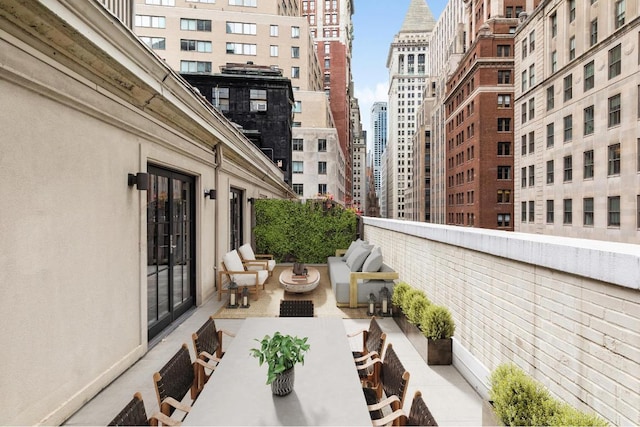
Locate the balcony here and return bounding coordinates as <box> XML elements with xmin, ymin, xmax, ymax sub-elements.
<box><xmin>65</xmin><ymin>217</ymin><xmax>639</xmax><ymax>426</ymax></box>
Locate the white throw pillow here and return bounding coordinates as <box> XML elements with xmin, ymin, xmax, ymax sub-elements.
<box><xmin>346</xmin><ymin>245</ymin><xmax>372</xmax><ymax>272</ymax></box>
<box><xmin>238</xmin><ymin>243</ymin><xmax>256</xmax><ymax>261</ymax></box>
<box><xmin>362</xmin><ymin>247</ymin><xmax>383</xmax><ymax>273</ymax></box>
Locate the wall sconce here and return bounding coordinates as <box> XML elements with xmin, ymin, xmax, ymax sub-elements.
<box><xmin>248</xmin><ymin>197</ymin><xmax>255</xmax><ymax>204</ymax></box>
<box><xmin>204</xmin><ymin>189</ymin><xmax>216</xmax><ymax>200</ymax></box>
<box><xmin>128</xmin><ymin>172</ymin><xmax>149</xmax><ymax>191</ymax></box>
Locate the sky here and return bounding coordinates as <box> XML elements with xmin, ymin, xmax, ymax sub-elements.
<box><xmin>352</xmin><ymin>0</ymin><xmax>448</xmax><ymax>148</ymax></box>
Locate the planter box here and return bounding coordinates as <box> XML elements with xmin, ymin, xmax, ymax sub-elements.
<box><xmin>394</xmin><ymin>311</ymin><xmax>452</xmax><ymax>365</ymax></box>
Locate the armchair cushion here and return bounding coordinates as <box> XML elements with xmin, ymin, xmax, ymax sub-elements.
<box><xmin>239</xmin><ymin>243</ymin><xmax>276</xmax><ymax>272</ymax></box>
<box><xmin>223</xmin><ymin>250</ymin><xmax>244</xmax><ymax>272</ymax></box>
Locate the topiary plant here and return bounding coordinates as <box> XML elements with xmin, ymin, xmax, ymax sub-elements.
<box><xmin>549</xmin><ymin>403</ymin><xmax>609</xmax><ymax>426</ymax></box>
<box><xmin>391</xmin><ymin>282</ymin><xmax>411</xmax><ymax>308</ymax></box>
<box><xmin>405</xmin><ymin>292</ymin><xmax>431</xmax><ymax>325</ymax></box>
<box><xmin>420</xmin><ymin>304</ymin><xmax>455</xmax><ymax>340</ymax></box>
<box><xmin>400</xmin><ymin>288</ymin><xmax>422</xmax><ymax>313</ymax></box>
<box><xmin>489</xmin><ymin>363</ymin><xmax>555</xmax><ymax>426</ymax></box>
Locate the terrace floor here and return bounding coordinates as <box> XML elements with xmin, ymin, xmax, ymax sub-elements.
<box><xmin>64</xmin><ymin>289</ymin><xmax>484</xmax><ymax>426</ymax></box>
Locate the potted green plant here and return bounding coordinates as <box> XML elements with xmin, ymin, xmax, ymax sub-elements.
<box><xmin>391</xmin><ymin>281</ymin><xmax>411</xmax><ymax>315</ymax></box>
<box><xmin>420</xmin><ymin>304</ymin><xmax>455</xmax><ymax>365</ymax></box>
<box><xmin>250</xmin><ymin>332</ymin><xmax>310</xmax><ymax>396</ymax></box>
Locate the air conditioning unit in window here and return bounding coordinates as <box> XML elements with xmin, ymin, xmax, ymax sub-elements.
<box><xmin>256</xmin><ymin>102</ymin><xmax>267</xmax><ymax>111</ymax></box>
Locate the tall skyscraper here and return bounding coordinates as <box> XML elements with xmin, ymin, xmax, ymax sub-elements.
<box><xmin>385</xmin><ymin>0</ymin><xmax>436</xmax><ymax>219</ymax></box>
<box><xmin>371</xmin><ymin>101</ymin><xmax>387</xmax><ymax>198</ymax></box>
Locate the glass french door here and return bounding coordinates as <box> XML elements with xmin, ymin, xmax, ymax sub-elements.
<box><xmin>147</xmin><ymin>166</ymin><xmax>195</xmax><ymax>341</ymax></box>
<box><xmin>230</xmin><ymin>188</ymin><xmax>243</xmax><ymax>250</ymax></box>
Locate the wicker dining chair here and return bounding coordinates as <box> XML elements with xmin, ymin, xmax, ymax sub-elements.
<box><xmin>348</xmin><ymin>317</ymin><xmax>387</xmax><ymax>380</ymax></box>
<box><xmin>371</xmin><ymin>390</ymin><xmax>438</xmax><ymax>426</ymax></box>
<box><xmin>192</xmin><ymin>316</ymin><xmax>235</xmax><ymax>386</ymax></box>
<box><xmin>108</xmin><ymin>392</ymin><xmax>180</xmax><ymax>426</ymax></box>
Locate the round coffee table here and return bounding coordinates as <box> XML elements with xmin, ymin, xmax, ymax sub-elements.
<box><xmin>279</xmin><ymin>266</ymin><xmax>320</xmax><ymax>293</ymax></box>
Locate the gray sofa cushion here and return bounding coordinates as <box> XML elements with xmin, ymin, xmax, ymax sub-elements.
<box><xmin>362</xmin><ymin>247</ymin><xmax>383</xmax><ymax>273</ymax></box>
<box><xmin>343</xmin><ymin>238</ymin><xmax>368</xmax><ymax>261</ymax></box>
<box><xmin>346</xmin><ymin>245</ymin><xmax>372</xmax><ymax>272</ymax></box>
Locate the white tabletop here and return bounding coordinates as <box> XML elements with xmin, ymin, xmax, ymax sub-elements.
<box><xmin>183</xmin><ymin>317</ymin><xmax>371</xmax><ymax>426</ymax></box>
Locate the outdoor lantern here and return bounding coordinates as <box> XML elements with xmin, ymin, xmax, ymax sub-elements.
<box><xmin>367</xmin><ymin>293</ymin><xmax>377</xmax><ymax>316</ymax></box>
<box><xmin>227</xmin><ymin>280</ymin><xmax>239</xmax><ymax>308</ymax></box>
<box><xmin>240</xmin><ymin>286</ymin><xmax>250</xmax><ymax>308</ymax></box>
<box><xmin>378</xmin><ymin>286</ymin><xmax>391</xmax><ymax>317</ymax></box>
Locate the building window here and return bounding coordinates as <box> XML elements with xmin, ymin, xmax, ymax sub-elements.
<box><xmin>529</xmin><ymin>165</ymin><xmax>535</xmax><ymax>186</ymax></box>
<box><xmin>293</xmin><ymin>184</ymin><xmax>303</xmax><ymax>196</ymax></box>
<box><xmin>270</xmin><ymin>45</ymin><xmax>279</xmax><ymax>57</ymax></box>
<box><xmin>529</xmin><ymin>201</ymin><xmax>535</xmax><ymax>222</ymax></box>
<box><xmin>291</xmin><ymin>66</ymin><xmax>300</xmax><ymax>78</ymax></box>
<box><xmin>226</xmin><ymin>22</ymin><xmax>257</xmax><ymax>35</ymax></box>
<box><xmin>529</xmin><ymin>30</ymin><xmax>535</xmax><ymax>51</ymax></box>
<box><xmin>180</xmin><ymin>60</ymin><xmax>211</xmax><ymax>73</ymax></box>
<box><xmin>569</xmin><ymin>36</ymin><xmax>576</xmax><ymax>60</ymax></box>
<box><xmin>546</xmin><ymin>160</ymin><xmax>554</xmax><ymax>184</ymax></box>
<box><xmin>563</xmin><ymin>74</ymin><xmax>573</xmax><ymax>101</ymax></box>
<box><xmin>139</xmin><ymin>36</ymin><xmax>166</xmax><ymax>50</ymax></box>
<box><xmin>551</xmin><ymin>13</ymin><xmax>557</xmax><ymax>37</ymax></box>
<box><xmin>563</xmin><ymin>199</ymin><xmax>573</xmax><ymax>224</ymax></box>
<box><xmin>528</xmin><ymin>131</ymin><xmax>535</xmax><ymax>153</ymax></box>
<box><xmin>497</xmin><ymin>190</ymin><xmax>511</xmax><ymax>203</ymax></box>
<box><xmin>497</xmin><ymin>141</ymin><xmax>511</xmax><ymax>156</ymax></box>
<box><xmin>318</xmin><ymin>139</ymin><xmax>327</xmax><ymax>152</ymax></box>
<box><xmin>521</xmin><ymin>71</ymin><xmax>527</xmax><ymax>92</ymax></box>
<box><xmin>546</xmin><ymin>200</ymin><xmax>554</xmax><ymax>223</ymax></box>
<box><xmin>497</xmin><ymin>166</ymin><xmax>511</xmax><ymax>180</ymax></box>
<box><xmin>547</xmin><ymin>122</ymin><xmax>554</xmax><ymax>148</ymax></box>
<box><xmin>521</xmin><ymin>167</ymin><xmax>527</xmax><ymax>188</ymax></box>
<box><xmin>608</xmin><ymin>143</ymin><xmax>621</xmax><ymax>175</ymax></box>
<box><xmin>569</xmin><ymin>0</ymin><xmax>576</xmax><ymax>22</ymax></box>
<box><xmin>497</xmin><ymin>118</ymin><xmax>511</xmax><ymax>132</ymax></box>
<box><xmin>497</xmin><ymin>45</ymin><xmax>511</xmax><ymax>57</ymax></box>
<box><xmin>608</xmin><ymin>196</ymin><xmax>621</xmax><ymax>226</ymax></box>
<box><xmin>229</xmin><ymin>0</ymin><xmax>257</xmax><ymax>5</ymax></box>
<box><xmin>584</xmin><ymin>150</ymin><xmax>594</xmax><ymax>179</ymax></box>
<box><xmin>521</xmin><ymin>135</ymin><xmax>527</xmax><ymax>156</ymax></box>
<box><xmin>497</xmin><ymin>70</ymin><xmax>511</xmax><ymax>84</ymax></box>
<box><xmin>226</xmin><ymin>42</ymin><xmax>256</xmax><ymax>55</ymax></box>
<box><xmin>270</xmin><ymin>25</ymin><xmax>280</xmax><ymax>37</ymax></box>
<box><xmin>292</xmin><ymin>100</ymin><xmax>302</xmax><ymax>113</ymax></box>
<box><xmin>292</xmin><ymin>161</ymin><xmax>304</xmax><ymax>174</ymax></box>
<box><xmin>564</xmin><ymin>155</ymin><xmax>573</xmax><ymax>182</ymax></box>
<box><xmin>609</xmin><ymin>44</ymin><xmax>622</xmax><ymax>79</ymax></box>
<box><xmin>529</xmin><ymin>98</ymin><xmax>535</xmax><ymax>120</ymax></box>
<box><xmin>497</xmin><ymin>94</ymin><xmax>511</xmax><ymax>108</ymax></box>
<box><xmin>521</xmin><ymin>103</ymin><xmax>527</xmax><ymax>124</ymax></box>
<box><xmin>180</xmin><ymin>18</ymin><xmax>211</xmax><ymax>31</ymax></box>
<box><xmin>249</xmin><ymin>89</ymin><xmax>267</xmax><ymax>112</ymax></box>
<box><xmin>551</xmin><ymin>51</ymin><xmax>557</xmax><ymax>73</ymax></box>
<box><xmin>563</xmin><ymin>115</ymin><xmax>573</xmax><ymax>142</ymax></box>
<box><xmin>590</xmin><ymin>19</ymin><xmax>598</xmax><ymax>46</ymax></box>
<box><xmin>637</xmin><ymin>195</ymin><xmax>640</xmax><ymax>228</ymax></box>
<box><xmin>546</xmin><ymin>86</ymin><xmax>554</xmax><ymax>110</ymax></box>
<box><xmin>318</xmin><ymin>184</ymin><xmax>327</xmax><ymax>195</ymax></box>
<box><xmin>521</xmin><ymin>202</ymin><xmax>527</xmax><ymax>222</ymax></box>
<box><xmin>615</xmin><ymin>0</ymin><xmax>626</xmax><ymax>29</ymax></box>
<box><xmin>292</xmin><ymin>138</ymin><xmax>303</xmax><ymax>151</ymax></box>
<box><xmin>291</xmin><ymin>26</ymin><xmax>300</xmax><ymax>38</ymax></box>
<box><xmin>522</xmin><ymin>39</ymin><xmax>527</xmax><ymax>59</ymax></box>
<box><xmin>318</xmin><ymin>162</ymin><xmax>327</xmax><ymax>174</ymax></box>
<box><xmin>497</xmin><ymin>214</ymin><xmax>511</xmax><ymax>227</ymax></box>
<box><xmin>608</xmin><ymin>94</ymin><xmax>621</xmax><ymax>127</ymax></box>
<box><xmin>584</xmin><ymin>198</ymin><xmax>594</xmax><ymax>226</ymax></box>
<box><xmin>584</xmin><ymin>61</ymin><xmax>595</xmax><ymax>91</ymax></box>
<box><xmin>180</xmin><ymin>39</ymin><xmax>212</xmax><ymax>52</ymax></box>
<box><xmin>584</xmin><ymin>105</ymin><xmax>594</xmax><ymax>135</ymax></box>
<box><xmin>291</xmin><ymin>46</ymin><xmax>300</xmax><ymax>58</ymax></box>
<box><xmin>529</xmin><ymin>64</ymin><xmax>535</xmax><ymax>86</ymax></box>
<box><xmin>213</xmin><ymin>87</ymin><xmax>229</xmax><ymax>111</ymax></box>
<box><xmin>136</xmin><ymin>15</ymin><xmax>166</xmax><ymax>28</ymax></box>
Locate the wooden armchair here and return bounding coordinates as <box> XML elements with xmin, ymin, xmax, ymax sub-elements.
<box><xmin>217</xmin><ymin>249</ymin><xmax>268</xmax><ymax>301</ymax></box>
<box><xmin>192</xmin><ymin>316</ymin><xmax>235</xmax><ymax>386</ymax></box>
<box><xmin>372</xmin><ymin>391</ymin><xmax>438</xmax><ymax>426</ymax></box>
<box><xmin>348</xmin><ymin>317</ymin><xmax>386</xmax><ymax>381</ymax></box>
<box><xmin>108</xmin><ymin>392</ymin><xmax>180</xmax><ymax>426</ymax></box>
<box><xmin>153</xmin><ymin>344</ymin><xmax>216</xmax><ymax>420</ymax></box>
<box><xmin>360</xmin><ymin>344</ymin><xmax>410</xmax><ymax>426</ymax></box>
<box><xmin>238</xmin><ymin>243</ymin><xmax>275</xmax><ymax>277</ymax></box>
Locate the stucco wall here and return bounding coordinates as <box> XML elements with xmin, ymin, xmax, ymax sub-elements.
<box><xmin>364</xmin><ymin>217</ymin><xmax>640</xmax><ymax>425</ymax></box>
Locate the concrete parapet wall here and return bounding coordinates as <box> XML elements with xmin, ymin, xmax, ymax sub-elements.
<box><xmin>363</xmin><ymin>217</ymin><xmax>640</xmax><ymax>425</ymax></box>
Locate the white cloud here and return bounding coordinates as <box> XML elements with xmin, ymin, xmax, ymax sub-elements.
<box><xmin>355</xmin><ymin>82</ymin><xmax>388</xmax><ymax>153</ymax></box>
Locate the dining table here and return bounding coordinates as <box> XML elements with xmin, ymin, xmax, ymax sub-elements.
<box><xmin>183</xmin><ymin>317</ymin><xmax>372</xmax><ymax>426</ymax></box>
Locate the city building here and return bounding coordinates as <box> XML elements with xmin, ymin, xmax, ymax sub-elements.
<box><xmin>424</xmin><ymin>0</ymin><xmax>466</xmax><ymax>224</ymax></box>
<box><xmin>184</xmin><ymin>63</ymin><xmax>295</xmax><ymax>185</ymax></box>
<box><xmin>444</xmin><ymin>1</ymin><xmax>539</xmax><ymax>230</ymax></box>
<box><xmin>407</xmin><ymin>89</ymin><xmax>433</xmax><ymax>222</ymax></box>
<box><xmin>385</xmin><ymin>0</ymin><xmax>436</xmax><ymax>219</ymax></box>
<box><xmin>371</xmin><ymin>101</ymin><xmax>387</xmax><ymax>199</ymax></box>
<box><xmin>515</xmin><ymin>0</ymin><xmax>640</xmax><ymax>244</ymax></box>
<box><xmin>300</xmin><ymin>0</ymin><xmax>356</xmax><ymax>206</ymax></box>
<box><xmin>351</xmin><ymin>99</ymin><xmax>366</xmax><ymax>214</ymax></box>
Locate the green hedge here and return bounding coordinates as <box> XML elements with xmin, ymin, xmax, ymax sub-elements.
<box><xmin>253</xmin><ymin>199</ymin><xmax>357</xmax><ymax>263</ymax></box>
<box><xmin>489</xmin><ymin>363</ymin><xmax>608</xmax><ymax>426</ymax></box>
